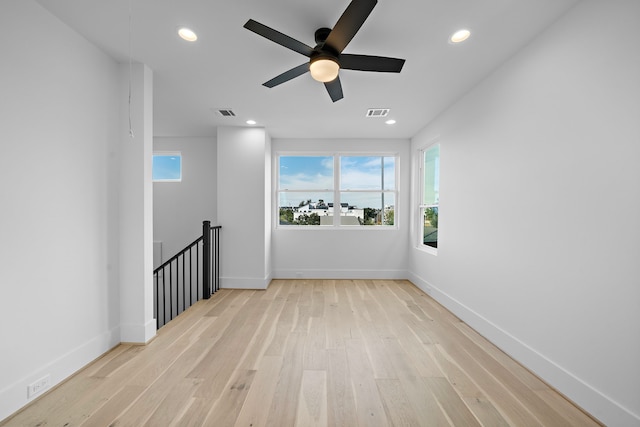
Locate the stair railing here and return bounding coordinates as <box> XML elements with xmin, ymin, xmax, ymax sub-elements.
<box><xmin>153</xmin><ymin>221</ymin><xmax>221</xmax><ymax>329</ymax></box>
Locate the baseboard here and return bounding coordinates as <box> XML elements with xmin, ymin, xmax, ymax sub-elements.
<box><xmin>407</xmin><ymin>271</ymin><xmax>639</xmax><ymax>427</ymax></box>
<box><xmin>273</xmin><ymin>268</ymin><xmax>407</xmax><ymax>280</ymax></box>
<box><xmin>0</xmin><ymin>326</ymin><xmax>120</xmax><ymax>422</ymax></box>
<box><xmin>119</xmin><ymin>318</ymin><xmax>157</xmax><ymax>344</ymax></box>
<box><xmin>220</xmin><ymin>273</ymin><xmax>272</xmax><ymax>290</ymax></box>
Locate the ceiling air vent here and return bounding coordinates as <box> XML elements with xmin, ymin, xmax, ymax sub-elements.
<box><xmin>216</xmin><ymin>109</ymin><xmax>236</xmax><ymax>117</ymax></box>
<box><xmin>366</xmin><ymin>108</ymin><xmax>390</xmax><ymax>118</ymax></box>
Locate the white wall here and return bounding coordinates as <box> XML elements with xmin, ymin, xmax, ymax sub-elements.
<box><xmin>118</xmin><ymin>63</ymin><xmax>156</xmax><ymax>344</ymax></box>
<box><xmin>217</xmin><ymin>127</ymin><xmax>271</xmax><ymax>289</ymax></box>
<box><xmin>0</xmin><ymin>0</ymin><xmax>121</xmax><ymax>419</ymax></box>
<box><xmin>408</xmin><ymin>1</ymin><xmax>640</xmax><ymax>425</ymax></box>
<box><xmin>271</xmin><ymin>139</ymin><xmax>411</xmax><ymax>279</ymax></box>
<box><xmin>153</xmin><ymin>137</ymin><xmax>217</xmax><ymax>266</ymax></box>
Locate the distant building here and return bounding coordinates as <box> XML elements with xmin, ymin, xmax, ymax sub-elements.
<box><xmin>293</xmin><ymin>201</ymin><xmax>364</xmax><ymax>224</ymax></box>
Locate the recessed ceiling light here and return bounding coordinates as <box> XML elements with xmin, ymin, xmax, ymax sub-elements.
<box><xmin>246</xmin><ymin>120</ymin><xmax>257</xmax><ymax>125</ymax></box>
<box><xmin>450</xmin><ymin>29</ymin><xmax>471</xmax><ymax>44</ymax></box>
<box><xmin>385</xmin><ymin>119</ymin><xmax>396</xmax><ymax>125</ymax></box>
<box><xmin>178</xmin><ymin>27</ymin><xmax>198</xmax><ymax>42</ymax></box>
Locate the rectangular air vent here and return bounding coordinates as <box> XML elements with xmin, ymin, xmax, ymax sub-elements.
<box><xmin>366</xmin><ymin>108</ymin><xmax>390</xmax><ymax>118</ymax></box>
<box><xmin>216</xmin><ymin>109</ymin><xmax>236</xmax><ymax>117</ymax></box>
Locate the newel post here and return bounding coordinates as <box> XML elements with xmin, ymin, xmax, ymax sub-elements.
<box><xmin>202</xmin><ymin>220</ymin><xmax>211</xmax><ymax>299</ymax></box>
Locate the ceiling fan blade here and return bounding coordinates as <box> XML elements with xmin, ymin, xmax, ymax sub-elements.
<box><xmin>340</xmin><ymin>54</ymin><xmax>405</xmax><ymax>72</ymax></box>
<box><xmin>244</xmin><ymin>19</ymin><xmax>314</xmax><ymax>57</ymax></box>
<box><xmin>324</xmin><ymin>77</ymin><xmax>344</xmax><ymax>102</ymax></box>
<box><xmin>324</xmin><ymin>0</ymin><xmax>377</xmax><ymax>53</ymax></box>
<box><xmin>263</xmin><ymin>63</ymin><xmax>310</xmax><ymax>88</ymax></box>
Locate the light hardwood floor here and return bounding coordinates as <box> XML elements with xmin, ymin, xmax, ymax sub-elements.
<box><xmin>1</xmin><ymin>279</ymin><xmax>602</xmax><ymax>426</ymax></box>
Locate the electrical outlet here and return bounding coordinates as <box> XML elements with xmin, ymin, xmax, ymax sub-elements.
<box><xmin>27</xmin><ymin>375</ymin><xmax>51</xmax><ymax>398</ymax></box>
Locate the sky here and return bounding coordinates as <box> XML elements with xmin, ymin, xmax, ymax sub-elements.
<box><xmin>278</xmin><ymin>155</ymin><xmax>396</xmax><ymax>209</ymax></box>
<box><xmin>152</xmin><ymin>154</ymin><xmax>181</xmax><ymax>181</ymax></box>
<box><xmin>150</xmin><ymin>153</ymin><xmax>398</xmax><ymax>209</ymax></box>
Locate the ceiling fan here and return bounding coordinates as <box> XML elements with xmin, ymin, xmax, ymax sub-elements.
<box><xmin>243</xmin><ymin>0</ymin><xmax>405</xmax><ymax>102</ymax></box>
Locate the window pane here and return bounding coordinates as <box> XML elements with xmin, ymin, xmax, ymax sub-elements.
<box><xmin>423</xmin><ymin>145</ymin><xmax>439</xmax><ymax>205</ymax></box>
<box><xmin>278</xmin><ymin>192</ymin><xmax>333</xmax><ymax>226</ymax></box>
<box><xmin>279</xmin><ymin>156</ymin><xmax>333</xmax><ymax>190</ymax></box>
<box><xmin>340</xmin><ymin>192</ymin><xmax>395</xmax><ymax>225</ymax></box>
<box><xmin>340</xmin><ymin>156</ymin><xmax>384</xmax><ymax>190</ymax></box>
<box><xmin>383</xmin><ymin>156</ymin><xmax>395</xmax><ymax>190</ymax></box>
<box><xmin>423</xmin><ymin>207</ymin><xmax>438</xmax><ymax>248</ymax></box>
<box><xmin>153</xmin><ymin>154</ymin><xmax>181</xmax><ymax>181</ymax></box>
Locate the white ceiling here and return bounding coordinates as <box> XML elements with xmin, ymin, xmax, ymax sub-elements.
<box><xmin>35</xmin><ymin>0</ymin><xmax>578</xmax><ymax>139</ymax></box>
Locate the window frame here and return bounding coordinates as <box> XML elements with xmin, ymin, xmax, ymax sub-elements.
<box><xmin>417</xmin><ymin>141</ymin><xmax>439</xmax><ymax>254</ymax></box>
<box><xmin>152</xmin><ymin>151</ymin><xmax>182</xmax><ymax>182</ymax></box>
<box><xmin>275</xmin><ymin>152</ymin><xmax>399</xmax><ymax>229</ymax></box>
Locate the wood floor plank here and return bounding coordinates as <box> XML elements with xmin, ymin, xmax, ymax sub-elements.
<box><xmin>201</xmin><ymin>369</ymin><xmax>256</xmax><ymax>426</ymax></box>
<box><xmin>303</xmin><ymin>316</ymin><xmax>328</xmax><ymax>370</ymax></box>
<box><xmin>111</xmin><ymin>350</ymin><xmax>205</xmax><ymax>426</ymax></box>
<box><xmin>310</xmin><ymin>285</ymin><xmax>325</xmax><ymax>317</ymax></box>
<box><xmin>451</xmin><ymin>325</ymin><xmax>573</xmax><ymax>427</ymax></box>
<box><xmin>233</xmin><ymin>355</ymin><xmax>283</xmax><ymax>427</ymax></box>
<box><xmin>190</xmin><ymin>291</ymin><xmax>269</xmax><ymax>401</ymax></box>
<box><xmin>429</xmin><ymin>322</ymin><xmax>545</xmax><ymax>427</ymax></box>
<box><xmin>264</xmin><ymin>289</ymin><xmax>300</xmax><ymax>356</ymax></box>
<box><xmin>1</xmin><ymin>279</ymin><xmax>603</xmax><ymax>427</ymax></box>
<box><xmin>358</xmin><ymin>320</ymin><xmax>397</xmax><ymax>379</ymax></box>
<box><xmin>381</xmin><ymin>337</ymin><xmax>451</xmax><ymax>426</ymax></box>
<box><xmin>345</xmin><ymin>338</ymin><xmax>390</xmax><ymax>427</ymax></box>
<box><xmin>463</xmin><ymin>396</ymin><xmax>511</xmax><ymax>427</ymax></box>
<box><xmin>91</xmin><ymin>345</ymin><xmax>145</xmax><ymax>378</ymax></box>
<box><xmin>427</xmin><ymin>343</ymin><xmax>485</xmax><ymax>399</ymax></box>
<box><xmin>236</xmin><ymin>288</ymin><xmax>287</xmax><ymax>370</ymax></box>
<box><xmin>144</xmin><ymin>378</ymin><xmax>205</xmax><ymax>427</ymax></box>
<box><xmin>79</xmin><ymin>384</ymin><xmax>147</xmax><ymax>426</ymax></box>
<box><xmin>295</xmin><ymin>370</ymin><xmax>328</xmax><ymax>427</ymax></box>
<box><xmin>425</xmin><ymin>376</ymin><xmax>482</xmax><ymax>426</ymax></box>
<box><xmin>455</xmin><ymin>322</ymin><xmax>551</xmax><ymax>391</ymax></box>
<box><xmin>376</xmin><ymin>378</ymin><xmax>421</xmax><ymax>427</ymax></box>
<box><xmin>0</xmin><ymin>376</ymin><xmax>102</xmax><ymax>427</ymax></box>
<box><xmin>265</xmin><ymin>332</ymin><xmax>307</xmax><ymax>427</ymax></box>
<box><xmin>326</xmin><ymin>347</ymin><xmax>358</xmax><ymax>427</ymax></box>
<box><xmin>82</xmin><ymin>343</ymin><xmax>132</xmax><ymax>376</ymax></box>
<box><xmin>166</xmin><ymin>398</ymin><xmax>203</xmax><ymax>427</ymax></box>
<box><xmin>128</xmin><ymin>315</ymin><xmax>219</xmax><ymax>388</ymax></box>
<box><xmin>535</xmin><ymin>389</ymin><xmax>602</xmax><ymax>427</ymax></box>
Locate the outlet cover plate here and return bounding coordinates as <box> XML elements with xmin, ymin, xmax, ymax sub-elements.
<box><xmin>28</xmin><ymin>375</ymin><xmax>51</xmax><ymax>398</ymax></box>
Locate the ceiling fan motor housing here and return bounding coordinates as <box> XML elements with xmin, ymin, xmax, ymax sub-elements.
<box><xmin>314</xmin><ymin>27</ymin><xmax>332</xmax><ymax>45</ymax></box>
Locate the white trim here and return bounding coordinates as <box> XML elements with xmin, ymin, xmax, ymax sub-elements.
<box><xmin>120</xmin><ymin>319</ymin><xmax>156</xmax><ymax>344</ymax></box>
<box><xmin>220</xmin><ymin>274</ymin><xmax>272</xmax><ymax>290</ymax></box>
<box><xmin>274</xmin><ymin>269</ymin><xmax>407</xmax><ymax>280</ymax></box>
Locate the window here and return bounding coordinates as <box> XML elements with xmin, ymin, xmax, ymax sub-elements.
<box><xmin>420</xmin><ymin>144</ymin><xmax>439</xmax><ymax>248</ymax></box>
<box><xmin>152</xmin><ymin>152</ymin><xmax>182</xmax><ymax>182</ymax></box>
<box><xmin>277</xmin><ymin>154</ymin><xmax>397</xmax><ymax>227</ymax></box>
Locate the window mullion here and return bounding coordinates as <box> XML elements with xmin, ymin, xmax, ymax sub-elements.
<box><xmin>334</xmin><ymin>155</ymin><xmax>340</xmax><ymax>226</ymax></box>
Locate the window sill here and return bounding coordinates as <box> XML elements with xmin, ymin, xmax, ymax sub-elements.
<box><xmin>275</xmin><ymin>225</ymin><xmax>399</xmax><ymax>231</ymax></box>
<box><xmin>417</xmin><ymin>244</ymin><xmax>438</xmax><ymax>256</ymax></box>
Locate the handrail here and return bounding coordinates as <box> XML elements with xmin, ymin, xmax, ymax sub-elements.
<box><xmin>153</xmin><ymin>235</ymin><xmax>203</xmax><ymax>274</ymax></box>
<box><xmin>153</xmin><ymin>221</ymin><xmax>221</xmax><ymax>329</ymax></box>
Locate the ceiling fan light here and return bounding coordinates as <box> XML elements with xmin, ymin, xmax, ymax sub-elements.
<box><xmin>310</xmin><ymin>58</ymin><xmax>340</xmax><ymax>83</ymax></box>
<box><xmin>178</xmin><ymin>27</ymin><xmax>198</xmax><ymax>42</ymax></box>
<box><xmin>450</xmin><ymin>29</ymin><xmax>471</xmax><ymax>43</ymax></box>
